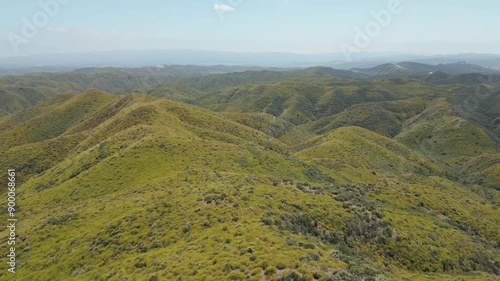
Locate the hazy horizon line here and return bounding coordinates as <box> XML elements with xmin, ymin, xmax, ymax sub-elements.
<box><xmin>2</xmin><ymin>49</ymin><xmax>500</xmax><ymax>59</ymax></box>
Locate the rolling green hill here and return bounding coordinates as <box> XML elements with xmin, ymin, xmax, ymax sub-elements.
<box><xmin>0</xmin><ymin>67</ymin><xmax>209</xmax><ymax>116</ymax></box>
<box><xmin>1</xmin><ymin>68</ymin><xmax>499</xmax><ymax>280</ymax></box>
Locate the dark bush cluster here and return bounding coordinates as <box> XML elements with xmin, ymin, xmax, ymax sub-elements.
<box><xmin>277</xmin><ymin>271</ymin><xmax>308</xmax><ymax>281</ymax></box>
<box><xmin>203</xmin><ymin>191</ymin><xmax>227</xmax><ymax>204</ymax></box>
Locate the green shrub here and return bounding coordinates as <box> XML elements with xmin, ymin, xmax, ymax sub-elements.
<box><xmin>264</xmin><ymin>266</ymin><xmax>277</xmax><ymax>276</ymax></box>
<box><xmin>278</xmin><ymin>271</ymin><xmax>308</xmax><ymax>281</ymax></box>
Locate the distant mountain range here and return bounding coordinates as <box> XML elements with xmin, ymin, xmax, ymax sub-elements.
<box><xmin>1</xmin><ymin>50</ymin><xmax>500</xmax><ymax>73</ymax></box>
<box><xmin>351</xmin><ymin>61</ymin><xmax>499</xmax><ymax>77</ymax></box>
<box><xmin>2</xmin><ymin>61</ymin><xmax>499</xmax><ymax>118</ymax></box>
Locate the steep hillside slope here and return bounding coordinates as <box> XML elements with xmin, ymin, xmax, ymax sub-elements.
<box><xmin>1</xmin><ymin>89</ymin><xmax>499</xmax><ymax>280</ymax></box>
<box><xmin>296</xmin><ymin>126</ymin><xmax>442</xmax><ymax>180</ymax></box>
<box><xmin>395</xmin><ymin>98</ymin><xmax>499</xmax><ymax>163</ymax></box>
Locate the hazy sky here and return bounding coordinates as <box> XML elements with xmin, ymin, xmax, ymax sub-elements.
<box><xmin>1</xmin><ymin>0</ymin><xmax>499</xmax><ymax>57</ymax></box>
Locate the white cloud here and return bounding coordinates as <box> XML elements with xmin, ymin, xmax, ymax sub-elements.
<box><xmin>214</xmin><ymin>4</ymin><xmax>235</xmax><ymax>12</ymax></box>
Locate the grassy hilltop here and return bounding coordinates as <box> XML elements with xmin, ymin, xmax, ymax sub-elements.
<box><xmin>0</xmin><ymin>67</ymin><xmax>499</xmax><ymax>280</ymax></box>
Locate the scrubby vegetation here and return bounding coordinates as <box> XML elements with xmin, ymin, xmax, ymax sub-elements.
<box><xmin>0</xmin><ymin>67</ymin><xmax>499</xmax><ymax>280</ymax></box>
